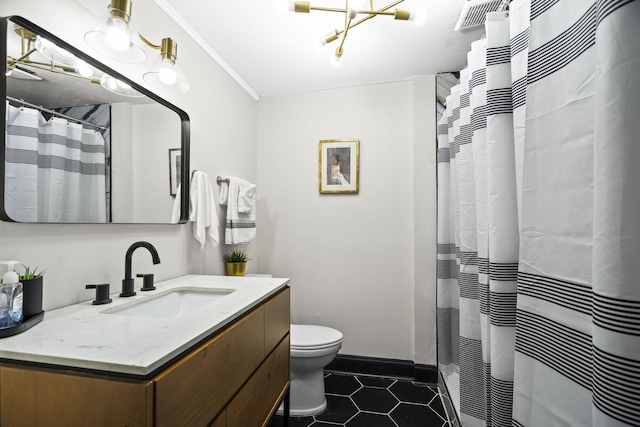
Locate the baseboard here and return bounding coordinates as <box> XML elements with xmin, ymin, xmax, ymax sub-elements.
<box><xmin>326</xmin><ymin>354</ymin><xmax>438</xmax><ymax>384</ymax></box>
<box><xmin>414</xmin><ymin>363</ymin><xmax>439</xmax><ymax>384</ymax></box>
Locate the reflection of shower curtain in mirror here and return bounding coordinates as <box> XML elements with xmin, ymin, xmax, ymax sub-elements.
<box><xmin>5</xmin><ymin>103</ymin><xmax>107</xmax><ymax>222</ymax></box>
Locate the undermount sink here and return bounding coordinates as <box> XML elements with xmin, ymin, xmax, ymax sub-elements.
<box><xmin>102</xmin><ymin>287</ymin><xmax>235</xmax><ymax>319</ymax></box>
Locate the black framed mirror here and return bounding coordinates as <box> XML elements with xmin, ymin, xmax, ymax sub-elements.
<box><xmin>1</xmin><ymin>15</ymin><xmax>190</xmax><ymax>224</ymax></box>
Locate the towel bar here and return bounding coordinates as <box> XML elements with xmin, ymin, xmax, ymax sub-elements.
<box><xmin>216</xmin><ymin>176</ymin><xmax>229</xmax><ymax>185</ymax></box>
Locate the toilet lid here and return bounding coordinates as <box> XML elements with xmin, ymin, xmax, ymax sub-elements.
<box><xmin>290</xmin><ymin>324</ymin><xmax>343</xmax><ymax>350</ymax></box>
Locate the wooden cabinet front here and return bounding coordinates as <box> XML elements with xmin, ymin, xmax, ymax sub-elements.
<box><xmin>154</xmin><ymin>305</ymin><xmax>265</xmax><ymax>427</ymax></box>
<box><xmin>0</xmin><ymin>366</ymin><xmax>153</xmax><ymax>427</ymax></box>
<box><xmin>0</xmin><ymin>287</ymin><xmax>290</xmax><ymax>427</ymax></box>
<box><xmin>226</xmin><ymin>335</ymin><xmax>290</xmax><ymax>427</ymax></box>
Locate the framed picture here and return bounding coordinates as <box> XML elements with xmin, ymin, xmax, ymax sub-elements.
<box><xmin>169</xmin><ymin>148</ymin><xmax>181</xmax><ymax>197</ymax></box>
<box><xmin>319</xmin><ymin>139</ymin><xmax>359</xmax><ymax>194</ymax></box>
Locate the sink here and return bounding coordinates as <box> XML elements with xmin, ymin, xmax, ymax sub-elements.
<box><xmin>102</xmin><ymin>287</ymin><xmax>235</xmax><ymax>319</ymax></box>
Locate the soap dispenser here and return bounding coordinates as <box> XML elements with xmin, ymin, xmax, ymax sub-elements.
<box><xmin>0</xmin><ymin>262</ymin><xmax>24</xmax><ymax>329</ymax></box>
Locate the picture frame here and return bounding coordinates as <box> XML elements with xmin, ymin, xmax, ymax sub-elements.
<box><xmin>169</xmin><ymin>148</ymin><xmax>181</xmax><ymax>197</ymax></box>
<box><xmin>319</xmin><ymin>139</ymin><xmax>359</xmax><ymax>194</ymax></box>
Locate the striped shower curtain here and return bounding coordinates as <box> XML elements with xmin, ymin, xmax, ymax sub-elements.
<box><xmin>436</xmin><ymin>0</ymin><xmax>640</xmax><ymax>426</ymax></box>
<box><xmin>5</xmin><ymin>103</ymin><xmax>107</xmax><ymax>222</ymax></box>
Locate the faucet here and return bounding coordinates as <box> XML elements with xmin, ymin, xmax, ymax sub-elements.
<box><xmin>120</xmin><ymin>241</ymin><xmax>161</xmax><ymax>297</ymax></box>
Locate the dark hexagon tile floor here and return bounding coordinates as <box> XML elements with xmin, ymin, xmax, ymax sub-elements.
<box><xmin>268</xmin><ymin>372</ymin><xmax>453</xmax><ymax>427</ymax></box>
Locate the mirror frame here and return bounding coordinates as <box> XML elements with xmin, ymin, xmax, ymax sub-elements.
<box><xmin>0</xmin><ymin>15</ymin><xmax>190</xmax><ymax>224</ymax></box>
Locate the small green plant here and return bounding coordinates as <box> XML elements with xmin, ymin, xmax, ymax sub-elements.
<box><xmin>223</xmin><ymin>249</ymin><xmax>250</xmax><ymax>263</ymax></box>
<box><xmin>20</xmin><ymin>265</ymin><xmax>46</xmax><ymax>281</ymax></box>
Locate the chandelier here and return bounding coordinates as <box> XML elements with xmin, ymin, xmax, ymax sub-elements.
<box><xmin>276</xmin><ymin>0</ymin><xmax>427</xmax><ymax>65</ymax></box>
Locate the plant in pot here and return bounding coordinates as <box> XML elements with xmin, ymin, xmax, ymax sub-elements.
<box><xmin>19</xmin><ymin>265</ymin><xmax>45</xmax><ymax>318</ymax></box>
<box><xmin>223</xmin><ymin>250</ymin><xmax>250</xmax><ymax>277</ymax></box>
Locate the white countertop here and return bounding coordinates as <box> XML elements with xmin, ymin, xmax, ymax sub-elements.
<box><xmin>0</xmin><ymin>275</ymin><xmax>289</xmax><ymax>377</ymax></box>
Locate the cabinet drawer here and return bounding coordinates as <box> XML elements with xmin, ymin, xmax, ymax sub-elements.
<box><xmin>154</xmin><ymin>305</ymin><xmax>265</xmax><ymax>427</ymax></box>
<box><xmin>209</xmin><ymin>410</ymin><xmax>226</xmax><ymax>427</ymax></box>
<box><xmin>264</xmin><ymin>288</ymin><xmax>290</xmax><ymax>355</ymax></box>
<box><xmin>0</xmin><ymin>366</ymin><xmax>153</xmax><ymax>427</ymax></box>
<box><xmin>226</xmin><ymin>335</ymin><xmax>290</xmax><ymax>427</ymax></box>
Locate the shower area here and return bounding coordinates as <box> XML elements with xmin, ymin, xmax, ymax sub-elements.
<box><xmin>4</xmin><ymin>100</ymin><xmax>110</xmax><ymax>223</ymax></box>
<box><xmin>435</xmin><ymin>0</ymin><xmax>640</xmax><ymax>426</ymax></box>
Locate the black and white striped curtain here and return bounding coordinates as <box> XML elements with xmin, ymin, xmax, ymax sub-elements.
<box><xmin>5</xmin><ymin>103</ymin><xmax>107</xmax><ymax>222</ymax></box>
<box><xmin>436</xmin><ymin>0</ymin><xmax>640</xmax><ymax>425</ymax></box>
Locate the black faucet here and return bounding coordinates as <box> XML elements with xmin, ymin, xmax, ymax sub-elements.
<box><xmin>120</xmin><ymin>241</ymin><xmax>161</xmax><ymax>297</ymax></box>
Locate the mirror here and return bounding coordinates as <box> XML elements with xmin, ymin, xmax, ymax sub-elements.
<box><xmin>1</xmin><ymin>16</ymin><xmax>189</xmax><ymax>224</ymax></box>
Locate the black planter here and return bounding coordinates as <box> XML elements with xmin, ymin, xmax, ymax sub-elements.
<box><xmin>21</xmin><ymin>276</ymin><xmax>43</xmax><ymax>318</ymax></box>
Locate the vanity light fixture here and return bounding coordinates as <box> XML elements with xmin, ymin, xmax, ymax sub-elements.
<box><xmin>140</xmin><ymin>36</ymin><xmax>190</xmax><ymax>93</ymax></box>
<box><xmin>85</xmin><ymin>0</ymin><xmax>190</xmax><ymax>93</ymax></box>
<box><xmin>84</xmin><ymin>0</ymin><xmax>146</xmax><ymax>63</ymax></box>
<box><xmin>7</xmin><ymin>24</ymin><xmax>146</xmax><ymax>97</ymax></box>
<box><xmin>7</xmin><ymin>26</ymin><xmax>100</xmax><ymax>84</ymax></box>
<box><xmin>277</xmin><ymin>0</ymin><xmax>427</xmax><ymax>65</ymax></box>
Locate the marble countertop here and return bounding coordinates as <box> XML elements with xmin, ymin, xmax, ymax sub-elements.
<box><xmin>0</xmin><ymin>275</ymin><xmax>289</xmax><ymax>377</ymax></box>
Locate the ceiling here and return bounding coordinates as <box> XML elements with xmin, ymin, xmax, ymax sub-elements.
<box><xmin>155</xmin><ymin>0</ymin><xmax>483</xmax><ymax>99</ymax></box>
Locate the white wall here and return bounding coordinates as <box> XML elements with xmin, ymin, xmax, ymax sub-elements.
<box><xmin>131</xmin><ymin>104</ymin><xmax>181</xmax><ymax>223</ymax></box>
<box><xmin>257</xmin><ymin>78</ymin><xmax>437</xmax><ymax>364</ymax></box>
<box><xmin>1</xmin><ymin>0</ymin><xmax>439</xmax><ymax>366</ymax></box>
<box><xmin>0</xmin><ymin>0</ymin><xmax>258</xmax><ymax>309</ymax></box>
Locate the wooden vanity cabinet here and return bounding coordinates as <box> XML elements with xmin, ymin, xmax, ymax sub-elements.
<box><xmin>0</xmin><ymin>287</ymin><xmax>290</xmax><ymax>427</ymax></box>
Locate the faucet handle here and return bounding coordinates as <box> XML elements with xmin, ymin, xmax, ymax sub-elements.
<box><xmin>120</xmin><ymin>278</ymin><xmax>136</xmax><ymax>297</ymax></box>
<box><xmin>137</xmin><ymin>274</ymin><xmax>156</xmax><ymax>291</ymax></box>
<box><xmin>86</xmin><ymin>284</ymin><xmax>112</xmax><ymax>305</ymax></box>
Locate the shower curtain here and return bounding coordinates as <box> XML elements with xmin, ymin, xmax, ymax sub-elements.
<box><xmin>5</xmin><ymin>103</ymin><xmax>107</xmax><ymax>222</ymax></box>
<box><xmin>436</xmin><ymin>0</ymin><xmax>640</xmax><ymax>426</ymax></box>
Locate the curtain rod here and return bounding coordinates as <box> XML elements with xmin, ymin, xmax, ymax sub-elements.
<box><xmin>6</xmin><ymin>96</ymin><xmax>107</xmax><ymax>131</ymax></box>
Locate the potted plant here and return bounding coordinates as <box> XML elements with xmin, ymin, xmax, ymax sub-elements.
<box><xmin>223</xmin><ymin>249</ymin><xmax>250</xmax><ymax>277</ymax></box>
<box><xmin>19</xmin><ymin>265</ymin><xmax>45</xmax><ymax>318</ymax></box>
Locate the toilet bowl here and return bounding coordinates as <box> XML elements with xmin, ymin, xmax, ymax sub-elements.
<box><xmin>286</xmin><ymin>324</ymin><xmax>343</xmax><ymax>416</ymax></box>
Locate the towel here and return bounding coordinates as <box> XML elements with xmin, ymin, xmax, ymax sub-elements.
<box><xmin>172</xmin><ymin>171</ymin><xmax>219</xmax><ymax>248</ymax></box>
<box><xmin>219</xmin><ymin>177</ymin><xmax>256</xmax><ymax>244</ymax></box>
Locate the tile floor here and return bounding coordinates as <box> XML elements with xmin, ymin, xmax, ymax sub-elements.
<box><xmin>268</xmin><ymin>372</ymin><xmax>453</xmax><ymax>427</ymax></box>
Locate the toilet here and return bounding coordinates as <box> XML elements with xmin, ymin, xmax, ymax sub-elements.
<box><xmin>287</xmin><ymin>324</ymin><xmax>343</xmax><ymax>416</ymax></box>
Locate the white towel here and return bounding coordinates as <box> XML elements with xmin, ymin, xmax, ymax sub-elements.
<box><xmin>172</xmin><ymin>171</ymin><xmax>219</xmax><ymax>248</ymax></box>
<box><xmin>219</xmin><ymin>177</ymin><xmax>256</xmax><ymax>244</ymax></box>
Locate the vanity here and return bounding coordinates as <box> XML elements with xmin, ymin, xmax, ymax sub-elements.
<box><xmin>0</xmin><ymin>275</ymin><xmax>290</xmax><ymax>426</ymax></box>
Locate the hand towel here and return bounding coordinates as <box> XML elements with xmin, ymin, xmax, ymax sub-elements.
<box><xmin>191</xmin><ymin>171</ymin><xmax>219</xmax><ymax>247</ymax></box>
<box><xmin>219</xmin><ymin>176</ymin><xmax>256</xmax><ymax>244</ymax></box>
<box><xmin>172</xmin><ymin>171</ymin><xmax>219</xmax><ymax>248</ymax></box>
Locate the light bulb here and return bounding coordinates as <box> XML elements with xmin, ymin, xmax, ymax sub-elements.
<box><xmin>410</xmin><ymin>7</ymin><xmax>427</xmax><ymax>25</ymax></box>
<box><xmin>105</xmin><ymin>18</ymin><xmax>130</xmax><ymax>52</ymax></box>
<box><xmin>5</xmin><ymin>69</ymin><xmax>12</xmax><ymax>77</ymax></box>
<box><xmin>116</xmin><ymin>79</ymin><xmax>132</xmax><ymax>90</ymax></box>
<box><xmin>35</xmin><ymin>36</ymin><xmax>55</xmax><ymax>53</ymax></box>
<box><xmin>101</xmin><ymin>75</ymin><xmax>118</xmax><ymax>90</ymax></box>
<box><xmin>158</xmin><ymin>59</ymin><xmax>177</xmax><ymax>85</ymax></box>
<box><xmin>331</xmin><ymin>51</ymin><xmax>343</xmax><ymax>67</ymax></box>
<box><xmin>275</xmin><ymin>0</ymin><xmax>294</xmax><ymax>15</ymax></box>
<box><xmin>76</xmin><ymin>61</ymin><xmax>93</xmax><ymax>78</ymax></box>
<box><xmin>313</xmin><ymin>35</ymin><xmax>327</xmax><ymax>51</ymax></box>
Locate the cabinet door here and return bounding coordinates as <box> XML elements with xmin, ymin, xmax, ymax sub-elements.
<box><xmin>264</xmin><ymin>288</ymin><xmax>290</xmax><ymax>355</ymax></box>
<box><xmin>0</xmin><ymin>366</ymin><xmax>152</xmax><ymax>427</ymax></box>
<box><xmin>226</xmin><ymin>335</ymin><xmax>290</xmax><ymax>427</ymax></box>
<box><xmin>154</xmin><ymin>305</ymin><xmax>265</xmax><ymax>427</ymax></box>
<box><xmin>209</xmin><ymin>410</ymin><xmax>226</xmax><ymax>427</ymax></box>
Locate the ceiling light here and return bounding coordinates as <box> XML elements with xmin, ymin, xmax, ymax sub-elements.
<box><xmin>141</xmin><ymin>37</ymin><xmax>190</xmax><ymax>93</ymax></box>
<box><xmin>84</xmin><ymin>0</ymin><xmax>146</xmax><ymax>63</ymax></box>
<box><xmin>279</xmin><ymin>0</ymin><xmax>427</xmax><ymax>64</ymax></box>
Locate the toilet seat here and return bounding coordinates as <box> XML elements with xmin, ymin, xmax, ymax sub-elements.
<box><xmin>290</xmin><ymin>324</ymin><xmax>343</xmax><ymax>351</ymax></box>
